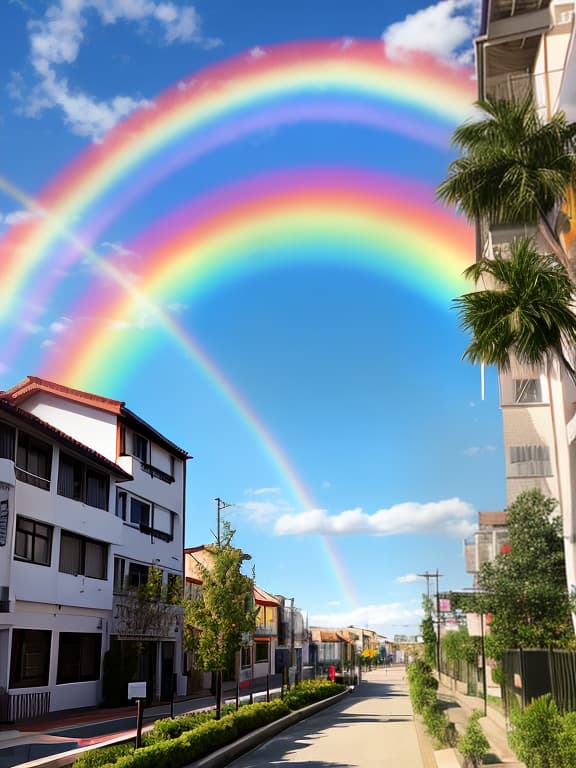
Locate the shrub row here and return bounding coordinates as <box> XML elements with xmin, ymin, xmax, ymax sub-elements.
<box><xmin>74</xmin><ymin>679</ymin><xmax>345</xmax><ymax>768</ymax></box>
<box><xmin>509</xmin><ymin>695</ymin><xmax>576</xmax><ymax>768</ymax></box>
<box><xmin>406</xmin><ymin>657</ymin><xmax>489</xmax><ymax>766</ymax></box>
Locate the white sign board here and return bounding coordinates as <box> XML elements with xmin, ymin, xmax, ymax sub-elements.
<box><xmin>128</xmin><ymin>681</ymin><xmax>147</xmax><ymax>700</ymax></box>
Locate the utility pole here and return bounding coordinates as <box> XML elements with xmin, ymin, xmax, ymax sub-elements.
<box><xmin>418</xmin><ymin>570</ymin><xmax>443</xmax><ymax>673</ymax></box>
<box><xmin>214</xmin><ymin>497</ymin><xmax>232</xmax><ymax>546</ymax></box>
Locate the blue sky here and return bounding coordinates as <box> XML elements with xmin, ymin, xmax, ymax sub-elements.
<box><xmin>0</xmin><ymin>0</ymin><xmax>506</xmax><ymax>637</ymax></box>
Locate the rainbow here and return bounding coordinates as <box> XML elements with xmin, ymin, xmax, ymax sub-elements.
<box><xmin>0</xmin><ymin>39</ymin><xmax>475</xmax><ymax>325</ymax></box>
<box><xmin>46</xmin><ymin>168</ymin><xmax>472</xmax><ymax>388</ymax></box>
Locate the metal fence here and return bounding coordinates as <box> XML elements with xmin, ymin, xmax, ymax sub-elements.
<box><xmin>0</xmin><ymin>690</ymin><xmax>51</xmax><ymax>722</ymax></box>
<box><xmin>501</xmin><ymin>649</ymin><xmax>576</xmax><ymax>717</ymax></box>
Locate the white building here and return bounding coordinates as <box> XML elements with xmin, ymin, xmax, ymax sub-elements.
<box><xmin>474</xmin><ymin>1</ymin><xmax>576</xmax><ymax>596</ymax></box>
<box><xmin>0</xmin><ymin>376</ymin><xmax>189</xmax><ymax>717</ymax></box>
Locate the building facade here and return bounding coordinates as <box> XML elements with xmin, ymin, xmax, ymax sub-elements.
<box><xmin>1</xmin><ymin>377</ymin><xmax>189</xmax><ymax>714</ymax></box>
<box><xmin>475</xmin><ymin>0</ymin><xmax>576</xmax><ymax>594</ymax></box>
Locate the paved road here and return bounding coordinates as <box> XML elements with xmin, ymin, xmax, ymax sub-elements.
<box><xmin>226</xmin><ymin>667</ymin><xmax>425</xmax><ymax>768</ymax></box>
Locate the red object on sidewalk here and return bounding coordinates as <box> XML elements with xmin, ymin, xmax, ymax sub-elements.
<box><xmin>329</xmin><ymin>666</ymin><xmax>335</xmax><ymax>682</ymax></box>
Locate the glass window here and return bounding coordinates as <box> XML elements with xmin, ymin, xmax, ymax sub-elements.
<box><xmin>133</xmin><ymin>434</ymin><xmax>149</xmax><ymax>463</ymax></box>
<box><xmin>514</xmin><ymin>378</ymin><xmax>542</xmax><ymax>403</ymax></box>
<box><xmin>16</xmin><ymin>433</ymin><xmax>52</xmax><ymax>490</ymax></box>
<box><xmin>130</xmin><ymin>498</ymin><xmax>150</xmax><ymax>527</ymax></box>
<box><xmin>116</xmin><ymin>491</ymin><xmax>127</xmax><ymax>520</ymax></box>
<box><xmin>9</xmin><ymin>629</ymin><xmax>51</xmax><ymax>688</ymax></box>
<box><xmin>128</xmin><ymin>562</ymin><xmax>149</xmax><ymax>588</ymax></box>
<box><xmin>113</xmin><ymin>557</ymin><xmax>126</xmax><ymax>592</ymax></box>
<box><xmin>57</xmin><ymin>633</ymin><xmax>102</xmax><ymax>684</ymax></box>
<box><xmin>58</xmin><ymin>454</ymin><xmax>83</xmax><ymax>500</ymax></box>
<box><xmin>58</xmin><ymin>454</ymin><xmax>109</xmax><ymax>511</ymax></box>
<box><xmin>241</xmin><ymin>645</ymin><xmax>252</xmax><ymax>669</ymax></box>
<box><xmin>0</xmin><ymin>422</ymin><xmax>15</xmax><ymax>460</ymax></box>
<box><xmin>255</xmin><ymin>641</ymin><xmax>269</xmax><ymax>663</ymax></box>
<box><xmin>14</xmin><ymin>516</ymin><xmax>53</xmax><ymax>566</ymax></box>
<box><xmin>59</xmin><ymin>532</ymin><xmax>107</xmax><ymax>579</ymax></box>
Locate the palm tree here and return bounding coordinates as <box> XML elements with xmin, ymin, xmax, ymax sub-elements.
<box><xmin>437</xmin><ymin>96</ymin><xmax>576</xmax><ymax>264</ymax></box>
<box><xmin>454</xmin><ymin>237</ymin><xmax>576</xmax><ymax>383</ymax></box>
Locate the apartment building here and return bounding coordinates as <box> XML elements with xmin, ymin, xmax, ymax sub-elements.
<box><xmin>464</xmin><ymin>511</ymin><xmax>510</xmax><ymax>588</ymax></box>
<box><xmin>1</xmin><ymin>376</ymin><xmax>189</xmax><ymax>714</ymax></box>
<box><xmin>474</xmin><ymin>0</ymin><xmax>576</xmax><ymax>592</ymax></box>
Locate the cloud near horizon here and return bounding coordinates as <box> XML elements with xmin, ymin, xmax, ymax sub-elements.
<box><xmin>274</xmin><ymin>498</ymin><xmax>476</xmax><ymax>538</ymax></box>
<box><xmin>310</xmin><ymin>601</ymin><xmax>424</xmax><ymax>636</ymax></box>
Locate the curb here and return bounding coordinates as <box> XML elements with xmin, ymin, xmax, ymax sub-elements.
<box><xmin>14</xmin><ymin>688</ymin><xmax>353</xmax><ymax>768</ymax></box>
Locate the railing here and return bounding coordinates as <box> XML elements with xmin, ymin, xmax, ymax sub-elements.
<box><xmin>141</xmin><ymin>462</ymin><xmax>174</xmax><ymax>484</ymax></box>
<box><xmin>14</xmin><ymin>466</ymin><xmax>50</xmax><ymax>491</ymax></box>
<box><xmin>1</xmin><ymin>691</ymin><xmax>51</xmax><ymax>722</ymax></box>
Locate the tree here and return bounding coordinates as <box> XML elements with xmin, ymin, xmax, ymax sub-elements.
<box><xmin>453</xmin><ymin>236</ymin><xmax>576</xmax><ymax>384</ymax></box>
<box><xmin>184</xmin><ymin>522</ymin><xmax>257</xmax><ymax>718</ymax></box>
<box><xmin>476</xmin><ymin>489</ymin><xmax>575</xmax><ymax>657</ymax></box>
<box><xmin>436</xmin><ymin>95</ymin><xmax>576</xmax><ymax>263</ymax></box>
<box><xmin>420</xmin><ymin>595</ymin><xmax>437</xmax><ymax>668</ymax></box>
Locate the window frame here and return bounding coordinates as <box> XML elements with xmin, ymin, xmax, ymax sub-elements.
<box><xmin>133</xmin><ymin>434</ymin><xmax>149</xmax><ymax>463</ymax></box>
<box><xmin>254</xmin><ymin>640</ymin><xmax>269</xmax><ymax>663</ymax></box>
<box><xmin>56</xmin><ymin>632</ymin><xmax>102</xmax><ymax>685</ymax></box>
<box><xmin>14</xmin><ymin>515</ymin><xmax>53</xmax><ymax>566</ymax></box>
<box><xmin>9</xmin><ymin>629</ymin><xmax>51</xmax><ymax>688</ymax></box>
<box><xmin>58</xmin><ymin>452</ymin><xmax>109</xmax><ymax>511</ymax></box>
<box><xmin>16</xmin><ymin>432</ymin><xmax>52</xmax><ymax>491</ymax></box>
<box><xmin>59</xmin><ymin>531</ymin><xmax>108</xmax><ymax>580</ymax></box>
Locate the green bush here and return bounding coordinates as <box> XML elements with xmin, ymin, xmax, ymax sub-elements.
<box><xmin>147</xmin><ymin>709</ymin><xmax>214</xmax><ymax>742</ymax></box>
<box><xmin>422</xmin><ymin>703</ymin><xmax>454</xmax><ymax>748</ymax></box>
<box><xmin>509</xmin><ymin>695</ymin><xmax>563</xmax><ymax>768</ymax></box>
<box><xmin>559</xmin><ymin>711</ymin><xmax>576</xmax><ymax>768</ymax></box>
<box><xmin>406</xmin><ymin>658</ymin><xmax>438</xmax><ymax>714</ymax></box>
<box><xmin>282</xmin><ymin>679</ymin><xmax>346</xmax><ymax>710</ymax></box>
<box><xmin>72</xmin><ymin>744</ymin><xmax>134</xmax><ymax>768</ymax></box>
<box><xmin>458</xmin><ymin>710</ymin><xmax>489</xmax><ymax>768</ymax></box>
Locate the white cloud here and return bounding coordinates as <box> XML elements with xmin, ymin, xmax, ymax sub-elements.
<box><xmin>382</xmin><ymin>0</ymin><xmax>480</xmax><ymax>64</ymax></box>
<box><xmin>245</xmin><ymin>487</ymin><xmax>282</xmax><ymax>496</ymax></box>
<box><xmin>1</xmin><ymin>208</ymin><xmax>38</xmax><ymax>226</ymax></box>
<box><xmin>16</xmin><ymin>0</ymin><xmax>220</xmax><ymax>140</ymax></box>
<box><xmin>464</xmin><ymin>445</ymin><xmax>497</xmax><ymax>456</ymax></box>
<box><xmin>396</xmin><ymin>573</ymin><xmax>422</xmax><ymax>584</ymax></box>
<box><xmin>49</xmin><ymin>317</ymin><xmax>72</xmax><ymax>334</ymax></box>
<box><xmin>274</xmin><ymin>498</ymin><xmax>476</xmax><ymax>538</ymax></box>
<box><xmin>310</xmin><ymin>601</ymin><xmax>423</xmax><ymax>636</ymax></box>
<box><xmin>321</xmin><ymin>480</ymin><xmax>332</xmax><ymax>489</ymax></box>
<box><xmin>249</xmin><ymin>46</ymin><xmax>266</xmax><ymax>59</ymax></box>
<box><xmin>41</xmin><ymin>339</ymin><xmax>56</xmax><ymax>348</ymax></box>
<box><xmin>101</xmin><ymin>241</ymin><xmax>135</xmax><ymax>257</ymax></box>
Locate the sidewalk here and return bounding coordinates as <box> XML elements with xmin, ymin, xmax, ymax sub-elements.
<box><xmin>436</xmin><ymin>674</ymin><xmax>526</xmax><ymax>767</ymax></box>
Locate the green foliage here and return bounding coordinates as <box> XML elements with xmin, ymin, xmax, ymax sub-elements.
<box><xmin>282</xmin><ymin>679</ymin><xmax>346</xmax><ymax>710</ymax></box>
<box><xmin>422</xmin><ymin>704</ymin><xmax>456</xmax><ymax>748</ymax></box>
<box><xmin>458</xmin><ymin>710</ymin><xmax>490</xmax><ymax>768</ymax></box>
<box><xmin>453</xmin><ymin>238</ymin><xmax>576</xmax><ymax>381</ymax></box>
<box><xmin>71</xmin><ymin>696</ymin><xmax>306</xmax><ymax>767</ymax></box>
<box><xmin>437</xmin><ymin>96</ymin><xmax>576</xmax><ymax>244</ymax></box>
<box><xmin>510</xmin><ymin>695</ymin><xmax>564</xmax><ymax>768</ymax></box>
<box><xmin>406</xmin><ymin>658</ymin><xmax>438</xmax><ymax>715</ymax></box>
<box><xmin>441</xmin><ymin>627</ymin><xmax>480</xmax><ymax>665</ymax></box>
<box><xmin>420</xmin><ymin>596</ymin><xmax>437</xmax><ymax>668</ymax></box>
<box><xmin>559</xmin><ymin>711</ymin><xmax>576</xmax><ymax>768</ymax></box>
<box><xmin>184</xmin><ymin>522</ymin><xmax>257</xmax><ymax>675</ymax></box>
<box><xmin>477</xmin><ymin>490</ymin><xmax>575</xmax><ymax>656</ymax></box>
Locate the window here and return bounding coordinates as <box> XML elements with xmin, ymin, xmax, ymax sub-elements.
<box><xmin>16</xmin><ymin>433</ymin><xmax>52</xmax><ymax>490</ymax></box>
<box><xmin>9</xmin><ymin>629</ymin><xmax>51</xmax><ymax>688</ymax></box>
<box><xmin>513</xmin><ymin>379</ymin><xmax>542</xmax><ymax>404</ymax></box>
<box><xmin>58</xmin><ymin>454</ymin><xmax>109</xmax><ymax>510</ymax></box>
<box><xmin>130</xmin><ymin>498</ymin><xmax>150</xmax><ymax>527</ymax></box>
<box><xmin>167</xmin><ymin>573</ymin><xmax>180</xmax><ymax>602</ymax></box>
<box><xmin>241</xmin><ymin>645</ymin><xmax>252</xmax><ymax>669</ymax></box>
<box><xmin>14</xmin><ymin>516</ymin><xmax>53</xmax><ymax>566</ymax></box>
<box><xmin>59</xmin><ymin>532</ymin><xmax>107</xmax><ymax>579</ymax></box>
<box><xmin>509</xmin><ymin>445</ymin><xmax>552</xmax><ymax>477</ymax></box>
<box><xmin>133</xmin><ymin>434</ymin><xmax>149</xmax><ymax>463</ymax></box>
<box><xmin>57</xmin><ymin>633</ymin><xmax>102</xmax><ymax>684</ymax></box>
<box><xmin>116</xmin><ymin>491</ymin><xmax>127</xmax><ymax>520</ymax></box>
<box><xmin>127</xmin><ymin>562</ymin><xmax>149</xmax><ymax>588</ymax></box>
<box><xmin>113</xmin><ymin>557</ymin><xmax>126</xmax><ymax>592</ymax></box>
<box><xmin>0</xmin><ymin>422</ymin><xmax>15</xmax><ymax>460</ymax></box>
<box><xmin>255</xmin><ymin>640</ymin><xmax>269</xmax><ymax>663</ymax></box>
